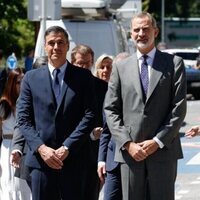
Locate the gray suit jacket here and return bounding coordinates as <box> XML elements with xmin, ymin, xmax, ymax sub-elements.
<box><xmin>12</xmin><ymin>127</ymin><xmax>30</xmax><ymax>181</ymax></box>
<box><xmin>104</xmin><ymin>50</ymin><xmax>186</xmax><ymax>163</ymax></box>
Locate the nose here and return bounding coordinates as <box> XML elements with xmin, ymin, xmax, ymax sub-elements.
<box><xmin>103</xmin><ymin>66</ymin><xmax>109</xmax><ymax>72</ymax></box>
<box><xmin>53</xmin><ymin>42</ymin><xmax>59</xmax><ymax>49</ymax></box>
<box><xmin>138</xmin><ymin>28</ymin><xmax>145</xmax><ymax>36</ymax></box>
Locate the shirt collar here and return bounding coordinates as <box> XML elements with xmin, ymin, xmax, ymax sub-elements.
<box><xmin>48</xmin><ymin>60</ymin><xmax>68</xmax><ymax>77</ymax></box>
<box><xmin>137</xmin><ymin>47</ymin><xmax>156</xmax><ymax>60</ymax></box>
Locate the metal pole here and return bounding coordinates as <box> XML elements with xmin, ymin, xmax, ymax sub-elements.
<box><xmin>161</xmin><ymin>0</ymin><xmax>165</xmax><ymax>43</ymax></box>
<box><xmin>41</xmin><ymin>0</ymin><xmax>46</xmax><ymax>56</ymax></box>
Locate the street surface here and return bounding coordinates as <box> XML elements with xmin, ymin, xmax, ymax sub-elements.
<box><xmin>176</xmin><ymin>100</ymin><xmax>200</xmax><ymax>200</ymax></box>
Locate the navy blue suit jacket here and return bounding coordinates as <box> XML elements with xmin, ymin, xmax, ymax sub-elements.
<box><xmin>16</xmin><ymin>62</ymin><xmax>96</xmax><ymax>169</ymax></box>
<box><xmin>98</xmin><ymin>122</ymin><xmax>119</xmax><ymax>172</ymax></box>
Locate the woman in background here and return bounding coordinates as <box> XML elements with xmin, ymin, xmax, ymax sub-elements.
<box><xmin>0</xmin><ymin>67</ymin><xmax>31</xmax><ymax>200</ymax></box>
<box><xmin>94</xmin><ymin>54</ymin><xmax>113</xmax><ymax>82</ymax></box>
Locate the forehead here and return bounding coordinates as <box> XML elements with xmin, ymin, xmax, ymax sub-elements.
<box><xmin>132</xmin><ymin>16</ymin><xmax>152</xmax><ymax>28</ymax></box>
<box><xmin>75</xmin><ymin>52</ymin><xmax>92</xmax><ymax>61</ymax></box>
<box><xmin>45</xmin><ymin>32</ymin><xmax>67</xmax><ymax>41</ymax></box>
<box><xmin>102</xmin><ymin>58</ymin><xmax>112</xmax><ymax>64</ymax></box>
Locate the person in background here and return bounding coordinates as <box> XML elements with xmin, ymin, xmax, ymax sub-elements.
<box><xmin>32</xmin><ymin>56</ymin><xmax>48</xmax><ymax>69</ymax></box>
<box><xmin>0</xmin><ymin>49</ymin><xmax>8</xmax><ymax>97</ymax></box>
<box><xmin>24</xmin><ymin>49</ymin><xmax>34</xmax><ymax>72</ymax></box>
<box><xmin>97</xmin><ymin>52</ymin><xmax>130</xmax><ymax>200</ymax></box>
<box><xmin>185</xmin><ymin>125</ymin><xmax>200</xmax><ymax>138</ymax></box>
<box><xmin>104</xmin><ymin>12</ymin><xmax>186</xmax><ymax>200</ymax></box>
<box><xmin>94</xmin><ymin>54</ymin><xmax>113</xmax><ymax>82</ymax></box>
<box><xmin>16</xmin><ymin>26</ymin><xmax>96</xmax><ymax>200</ymax></box>
<box><xmin>0</xmin><ymin>67</ymin><xmax>31</xmax><ymax>200</ymax></box>
<box><xmin>10</xmin><ymin>126</ymin><xmax>31</xmax><ymax>189</ymax></box>
<box><xmin>71</xmin><ymin>44</ymin><xmax>94</xmax><ymax>70</ymax></box>
<box><xmin>157</xmin><ymin>42</ymin><xmax>167</xmax><ymax>51</ymax></box>
<box><xmin>71</xmin><ymin>44</ymin><xmax>108</xmax><ymax>200</ymax></box>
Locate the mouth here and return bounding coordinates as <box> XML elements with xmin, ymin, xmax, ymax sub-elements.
<box><xmin>138</xmin><ymin>39</ymin><xmax>148</xmax><ymax>44</ymax></box>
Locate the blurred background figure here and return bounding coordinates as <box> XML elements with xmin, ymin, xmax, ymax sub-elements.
<box><xmin>71</xmin><ymin>44</ymin><xmax>94</xmax><ymax>71</ymax></box>
<box><xmin>194</xmin><ymin>55</ymin><xmax>200</xmax><ymax>70</ymax></box>
<box><xmin>0</xmin><ymin>67</ymin><xmax>31</xmax><ymax>199</ymax></box>
<box><xmin>24</xmin><ymin>49</ymin><xmax>34</xmax><ymax>72</ymax></box>
<box><xmin>94</xmin><ymin>54</ymin><xmax>113</xmax><ymax>82</ymax></box>
<box><xmin>98</xmin><ymin>52</ymin><xmax>130</xmax><ymax>200</ymax></box>
<box><xmin>71</xmin><ymin>44</ymin><xmax>108</xmax><ymax>200</ymax></box>
<box><xmin>0</xmin><ymin>49</ymin><xmax>8</xmax><ymax>97</ymax></box>
<box><xmin>185</xmin><ymin>125</ymin><xmax>200</xmax><ymax>138</ymax></box>
<box><xmin>157</xmin><ymin>42</ymin><xmax>167</xmax><ymax>51</ymax></box>
<box><xmin>32</xmin><ymin>56</ymin><xmax>48</xmax><ymax>69</ymax></box>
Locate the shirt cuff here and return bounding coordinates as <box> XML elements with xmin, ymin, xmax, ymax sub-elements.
<box><xmin>98</xmin><ymin>161</ymin><xmax>106</xmax><ymax>167</ymax></box>
<box><xmin>153</xmin><ymin>137</ymin><xmax>164</xmax><ymax>148</ymax></box>
<box><xmin>63</xmin><ymin>146</ymin><xmax>69</xmax><ymax>150</ymax></box>
<box><xmin>12</xmin><ymin>149</ymin><xmax>23</xmax><ymax>156</ymax></box>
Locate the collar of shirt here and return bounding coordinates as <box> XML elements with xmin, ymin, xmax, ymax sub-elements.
<box><xmin>48</xmin><ymin>60</ymin><xmax>68</xmax><ymax>86</ymax></box>
<box><xmin>137</xmin><ymin>47</ymin><xmax>156</xmax><ymax>77</ymax></box>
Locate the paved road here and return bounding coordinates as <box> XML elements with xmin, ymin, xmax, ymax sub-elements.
<box><xmin>175</xmin><ymin>100</ymin><xmax>200</xmax><ymax>200</ymax></box>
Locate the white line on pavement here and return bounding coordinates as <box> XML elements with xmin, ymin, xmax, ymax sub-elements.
<box><xmin>187</xmin><ymin>152</ymin><xmax>200</xmax><ymax>165</ymax></box>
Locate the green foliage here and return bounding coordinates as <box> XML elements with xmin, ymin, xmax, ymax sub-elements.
<box><xmin>142</xmin><ymin>0</ymin><xmax>200</xmax><ymax>44</ymax></box>
<box><xmin>0</xmin><ymin>0</ymin><xmax>199</xmax><ymax>59</ymax></box>
<box><xmin>0</xmin><ymin>0</ymin><xmax>35</xmax><ymax>58</ymax></box>
<box><xmin>144</xmin><ymin>0</ymin><xmax>200</xmax><ymax>20</ymax></box>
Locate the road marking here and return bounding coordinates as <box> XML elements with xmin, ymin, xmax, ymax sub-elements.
<box><xmin>190</xmin><ymin>181</ymin><xmax>200</xmax><ymax>184</ymax></box>
<box><xmin>187</xmin><ymin>152</ymin><xmax>200</xmax><ymax>165</ymax></box>
<box><xmin>177</xmin><ymin>190</ymin><xmax>189</xmax><ymax>194</ymax></box>
<box><xmin>181</xmin><ymin>142</ymin><xmax>200</xmax><ymax>148</ymax></box>
<box><xmin>175</xmin><ymin>194</ymin><xmax>182</xmax><ymax>199</ymax></box>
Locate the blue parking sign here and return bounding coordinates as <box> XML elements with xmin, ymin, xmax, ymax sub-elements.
<box><xmin>7</xmin><ymin>54</ymin><xmax>17</xmax><ymax>70</ymax></box>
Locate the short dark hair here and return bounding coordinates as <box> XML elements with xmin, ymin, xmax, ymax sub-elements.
<box><xmin>71</xmin><ymin>44</ymin><xmax>94</xmax><ymax>64</ymax></box>
<box><xmin>44</xmin><ymin>26</ymin><xmax>69</xmax><ymax>43</ymax></box>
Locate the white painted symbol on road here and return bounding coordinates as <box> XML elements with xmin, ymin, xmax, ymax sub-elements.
<box><xmin>187</xmin><ymin>152</ymin><xmax>200</xmax><ymax>165</ymax></box>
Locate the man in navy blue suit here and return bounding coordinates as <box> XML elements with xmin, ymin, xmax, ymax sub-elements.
<box><xmin>16</xmin><ymin>26</ymin><xmax>96</xmax><ymax>200</ymax></box>
<box><xmin>98</xmin><ymin>122</ymin><xmax>122</xmax><ymax>200</ymax></box>
<box><xmin>97</xmin><ymin>53</ymin><xmax>130</xmax><ymax>200</ymax></box>
<box><xmin>71</xmin><ymin>44</ymin><xmax>108</xmax><ymax>200</ymax></box>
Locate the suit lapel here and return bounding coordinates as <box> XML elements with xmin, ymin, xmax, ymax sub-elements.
<box><xmin>128</xmin><ymin>54</ymin><xmax>144</xmax><ymax>100</ymax></box>
<box><xmin>56</xmin><ymin>64</ymin><xmax>70</xmax><ymax>114</ymax></box>
<box><xmin>41</xmin><ymin>65</ymin><xmax>57</xmax><ymax>107</ymax></box>
<box><xmin>146</xmin><ymin>50</ymin><xmax>166</xmax><ymax>101</ymax></box>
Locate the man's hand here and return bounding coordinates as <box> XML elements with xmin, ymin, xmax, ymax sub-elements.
<box><xmin>92</xmin><ymin>127</ymin><xmax>103</xmax><ymax>140</ymax></box>
<box><xmin>185</xmin><ymin>126</ymin><xmax>200</xmax><ymax>138</ymax></box>
<box><xmin>55</xmin><ymin>146</ymin><xmax>69</xmax><ymax>161</ymax></box>
<box><xmin>137</xmin><ymin>139</ymin><xmax>159</xmax><ymax>156</ymax></box>
<box><xmin>38</xmin><ymin>144</ymin><xmax>63</xmax><ymax>169</ymax></box>
<box><xmin>10</xmin><ymin>150</ymin><xmax>22</xmax><ymax>168</ymax></box>
<box><xmin>124</xmin><ymin>141</ymin><xmax>148</xmax><ymax>161</ymax></box>
<box><xmin>97</xmin><ymin>162</ymin><xmax>106</xmax><ymax>184</ymax></box>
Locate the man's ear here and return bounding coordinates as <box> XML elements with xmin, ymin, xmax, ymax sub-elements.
<box><xmin>155</xmin><ymin>28</ymin><xmax>159</xmax><ymax>38</ymax></box>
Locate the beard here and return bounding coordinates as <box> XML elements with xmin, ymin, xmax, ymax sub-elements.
<box><xmin>133</xmin><ymin>37</ymin><xmax>155</xmax><ymax>51</ymax></box>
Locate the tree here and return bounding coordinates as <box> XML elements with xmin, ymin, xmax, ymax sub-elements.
<box><xmin>0</xmin><ymin>0</ymin><xmax>35</xmax><ymax>58</ymax></box>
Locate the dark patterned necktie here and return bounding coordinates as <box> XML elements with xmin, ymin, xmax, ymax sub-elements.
<box><xmin>140</xmin><ymin>55</ymin><xmax>149</xmax><ymax>97</ymax></box>
<box><xmin>53</xmin><ymin>68</ymin><xmax>61</xmax><ymax>104</ymax></box>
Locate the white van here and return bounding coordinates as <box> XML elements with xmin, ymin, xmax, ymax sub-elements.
<box><xmin>34</xmin><ymin>19</ymin><xmax>129</xmax><ymax>62</ymax></box>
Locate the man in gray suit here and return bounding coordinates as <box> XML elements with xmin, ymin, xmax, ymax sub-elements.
<box><xmin>104</xmin><ymin>12</ymin><xmax>186</xmax><ymax>200</ymax></box>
